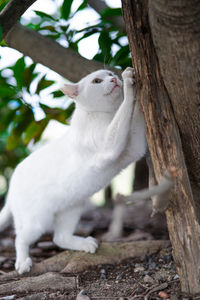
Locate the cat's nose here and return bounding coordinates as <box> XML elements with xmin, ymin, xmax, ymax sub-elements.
<box><xmin>110</xmin><ymin>77</ymin><xmax>118</xmax><ymax>84</ymax></box>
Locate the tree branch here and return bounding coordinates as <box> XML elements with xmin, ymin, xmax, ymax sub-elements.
<box><xmin>0</xmin><ymin>0</ymin><xmax>122</xmax><ymax>81</ymax></box>
<box><xmin>5</xmin><ymin>24</ymin><xmax>121</xmax><ymax>82</ymax></box>
<box><xmin>0</xmin><ymin>0</ymin><xmax>37</xmax><ymax>39</ymax></box>
<box><xmin>87</xmin><ymin>0</ymin><xmax>125</xmax><ymax>32</ymax></box>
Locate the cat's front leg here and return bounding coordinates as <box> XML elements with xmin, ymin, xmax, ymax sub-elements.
<box><xmin>95</xmin><ymin>67</ymin><xmax>136</xmax><ymax>167</ymax></box>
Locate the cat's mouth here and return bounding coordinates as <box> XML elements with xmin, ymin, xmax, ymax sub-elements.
<box><xmin>104</xmin><ymin>84</ymin><xmax>120</xmax><ymax>96</ymax></box>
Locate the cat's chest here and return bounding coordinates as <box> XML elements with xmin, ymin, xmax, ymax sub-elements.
<box><xmin>75</xmin><ymin>125</ymin><xmax>105</xmax><ymax>154</ymax></box>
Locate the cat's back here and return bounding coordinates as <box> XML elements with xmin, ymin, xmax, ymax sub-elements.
<box><xmin>8</xmin><ymin>129</ymin><xmax>73</xmax><ymax>191</ymax></box>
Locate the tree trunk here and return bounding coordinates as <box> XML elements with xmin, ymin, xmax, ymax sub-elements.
<box><xmin>122</xmin><ymin>0</ymin><xmax>200</xmax><ymax>295</ymax></box>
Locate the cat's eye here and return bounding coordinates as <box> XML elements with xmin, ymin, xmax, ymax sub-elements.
<box><xmin>108</xmin><ymin>73</ymin><xmax>113</xmax><ymax>76</ymax></box>
<box><xmin>92</xmin><ymin>78</ymin><xmax>102</xmax><ymax>84</ymax></box>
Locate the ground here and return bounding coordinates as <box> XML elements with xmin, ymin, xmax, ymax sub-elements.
<box><xmin>0</xmin><ymin>206</ymin><xmax>185</xmax><ymax>300</ymax></box>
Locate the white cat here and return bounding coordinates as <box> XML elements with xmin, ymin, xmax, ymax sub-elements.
<box><xmin>0</xmin><ymin>67</ymin><xmax>146</xmax><ymax>274</ymax></box>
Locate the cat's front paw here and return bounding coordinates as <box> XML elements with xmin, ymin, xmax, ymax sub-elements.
<box><xmin>122</xmin><ymin>67</ymin><xmax>135</xmax><ymax>85</ymax></box>
<box><xmin>82</xmin><ymin>236</ymin><xmax>98</xmax><ymax>254</ymax></box>
<box><xmin>15</xmin><ymin>257</ymin><xmax>32</xmax><ymax>274</ymax></box>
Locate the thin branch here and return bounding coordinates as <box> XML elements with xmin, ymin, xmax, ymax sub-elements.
<box><xmin>0</xmin><ymin>0</ymin><xmax>36</xmax><ymax>39</ymax></box>
<box><xmin>87</xmin><ymin>0</ymin><xmax>125</xmax><ymax>32</ymax></box>
<box><xmin>0</xmin><ymin>0</ymin><xmax>122</xmax><ymax>81</ymax></box>
<box><xmin>5</xmin><ymin>24</ymin><xmax>121</xmax><ymax>82</ymax></box>
<box><xmin>116</xmin><ymin>167</ymin><xmax>177</xmax><ymax>216</ymax></box>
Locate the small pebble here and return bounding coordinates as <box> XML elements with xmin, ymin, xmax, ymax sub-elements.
<box><xmin>149</xmin><ymin>262</ymin><xmax>157</xmax><ymax>270</ymax></box>
<box><xmin>0</xmin><ymin>296</ymin><xmax>16</xmax><ymax>300</ymax></box>
<box><xmin>143</xmin><ymin>274</ymin><xmax>154</xmax><ymax>284</ymax></box>
<box><xmin>134</xmin><ymin>266</ymin><xmax>145</xmax><ymax>273</ymax></box>
<box><xmin>144</xmin><ymin>270</ymin><xmax>154</xmax><ymax>276</ymax></box>
<box><xmin>76</xmin><ymin>290</ymin><xmax>90</xmax><ymax>300</ymax></box>
<box><xmin>158</xmin><ymin>291</ymin><xmax>169</xmax><ymax>299</ymax></box>
<box><xmin>0</xmin><ymin>256</ymin><xmax>7</xmax><ymax>264</ymax></box>
<box><xmin>148</xmin><ymin>256</ymin><xmax>154</xmax><ymax>264</ymax></box>
<box><xmin>173</xmin><ymin>274</ymin><xmax>179</xmax><ymax>280</ymax></box>
<box><xmin>162</xmin><ymin>254</ymin><xmax>172</xmax><ymax>264</ymax></box>
<box><xmin>116</xmin><ymin>273</ymin><xmax>123</xmax><ymax>281</ymax></box>
<box><xmin>100</xmin><ymin>268</ymin><xmax>106</xmax><ymax>279</ymax></box>
<box><xmin>3</xmin><ymin>263</ymin><xmax>12</xmax><ymax>269</ymax></box>
<box><xmin>135</xmin><ymin>287</ymin><xmax>144</xmax><ymax>295</ymax></box>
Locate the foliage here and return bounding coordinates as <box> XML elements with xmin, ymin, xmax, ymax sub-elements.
<box><xmin>0</xmin><ymin>0</ymin><xmax>131</xmax><ymax>193</ymax></box>
<box><xmin>0</xmin><ymin>57</ymin><xmax>74</xmax><ymax>188</ymax></box>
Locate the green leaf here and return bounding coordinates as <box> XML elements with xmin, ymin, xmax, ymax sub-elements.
<box><xmin>65</xmin><ymin>102</ymin><xmax>75</xmax><ymax>120</ymax></box>
<box><xmin>93</xmin><ymin>52</ymin><xmax>105</xmax><ymax>63</ymax></box>
<box><xmin>113</xmin><ymin>45</ymin><xmax>130</xmax><ymax>62</ymax></box>
<box><xmin>76</xmin><ymin>0</ymin><xmax>88</xmax><ymax>12</ymax></box>
<box><xmin>46</xmin><ymin>33</ymin><xmax>61</xmax><ymax>40</ymax></box>
<box><xmin>61</xmin><ymin>0</ymin><xmax>73</xmax><ymax>20</ymax></box>
<box><xmin>39</xmin><ymin>25</ymin><xmax>57</xmax><ymax>32</ymax></box>
<box><xmin>12</xmin><ymin>56</ymin><xmax>26</xmax><ymax>89</ymax></box>
<box><xmin>76</xmin><ymin>28</ymin><xmax>100</xmax><ymax>43</ymax></box>
<box><xmin>52</xmin><ymin>90</ymin><xmax>64</xmax><ymax>98</ymax></box>
<box><xmin>0</xmin><ymin>86</ymin><xmax>16</xmax><ymax>98</ymax></box>
<box><xmin>98</xmin><ymin>31</ymin><xmax>112</xmax><ymax>58</ymax></box>
<box><xmin>115</xmin><ymin>57</ymin><xmax>132</xmax><ymax>69</ymax></box>
<box><xmin>60</xmin><ymin>25</ymin><xmax>70</xmax><ymax>32</ymax></box>
<box><xmin>0</xmin><ymin>109</ymin><xmax>17</xmax><ymax>132</ymax></box>
<box><xmin>34</xmin><ymin>10</ymin><xmax>56</xmax><ymax>21</ymax></box>
<box><xmin>6</xmin><ymin>130</ymin><xmax>21</xmax><ymax>150</ymax></box>
<box><xmin>36</xmin><ymin>76</ymin><xmax>54</xmax><ymax>94</ymax></box>
<box><xmin>26</xmin><ymin>22</ymin><xmax>41</xmax><ymax>31</ymax></box>
<box><xmin>101</xmin><ymin>8</ymin><xmax>122</xmax><ymax>18</ymax></box>
<box><xmin>0</xmin><ymin>25</ymin><xmax>2</xmax><ymax>41</ymax></box>
<box><xmin>23</xmin><ymin>63</ymin><xmax>38</xmax><ymax>91</ymax></box>
<box><xmin>0</xmin><ymin>39</ymin><xmax>7</xmax><ymax>46</ymax></box>
<box><xmin>23</xmin><ymin>119</ymin><xmax>48</xmax><ymax>145</ymax></box>
<box><xmin>0</xmin><ymin>0</ymin><xmax>10</xmax><ymax>12</ymax></box>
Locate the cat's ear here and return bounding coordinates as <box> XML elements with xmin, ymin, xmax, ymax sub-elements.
<box><xmin>61</xmin><ymin>84</ymin><xmax>78</xmax><ymax>99</ymax></box>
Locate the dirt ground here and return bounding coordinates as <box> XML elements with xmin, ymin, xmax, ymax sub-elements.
<box><xmin>0</xmin><ymin>206</ymin><xmax>189</xmax><ymax>300</ymax></box>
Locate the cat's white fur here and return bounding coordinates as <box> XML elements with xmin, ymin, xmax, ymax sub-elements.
<box><xmin>0</xmin><ymin>68</ymin><xmax>146</xmax><ymax>274</ymax></box>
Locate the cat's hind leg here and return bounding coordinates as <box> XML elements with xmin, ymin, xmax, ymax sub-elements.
<box><xmin>53</xmin><ymin>207</ymin><xmax>98</xmax><ymax>253</ymax></box>
<box><xmin>14</xmin><ymin>224</ymin><xmax>42</xmax><ymax>274</ymax></box>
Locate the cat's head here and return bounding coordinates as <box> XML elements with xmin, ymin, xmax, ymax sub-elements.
<box><xmin>61</xmin><ymin>70</ymin><xmax>123</xmax><ymax>113</ymax></box>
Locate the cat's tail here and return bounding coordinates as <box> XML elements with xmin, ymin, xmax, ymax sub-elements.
<box><xmin>0</xmin><ymin>203</ymin><xmax>12</xmax><ymax>231</ymax></box>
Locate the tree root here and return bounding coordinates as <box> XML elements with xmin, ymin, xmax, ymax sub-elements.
<box><xmin>0</xmin><ymin>272</ymin><xmax>77</xmax><ymax>295</ymax></box>
<box><xmin>0</xmin><ymin>240</ymin><xmax>170</xmax><ymax>289</ymax></box>
<box><xmin>0</xmin><ymin>240</ymin><xmax>170</xmax><ymax>297</ymax></box>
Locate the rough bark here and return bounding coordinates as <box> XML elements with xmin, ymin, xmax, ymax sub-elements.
<box><xmin>122</xmin><ymin>0</ymin><xmax>200</xmax><ymax>295</ymax></box>
<box><xmin>148</xmin><ymin>0</ymin><xmax>200</xmax><ymax>210</ymax></box>
<box><xmin>5</xmin><ymin>24</ymin><xmax>120</xmax><ymax>83</ymax></box>
<box><xmin>0</xmin><ymin>0</ymin><xmax>36</xmax><ymax>39</ymax></box>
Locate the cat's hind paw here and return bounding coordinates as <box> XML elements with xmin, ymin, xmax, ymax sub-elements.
<box><xmin>82</xmin><ymin>236</ymin><xmax>98</xmax><ymax>254</ymax></box>
<box><xmin>15</xmin><ymin>257</ymin><xmax>32</xmax><ymax>274</ymax></box>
